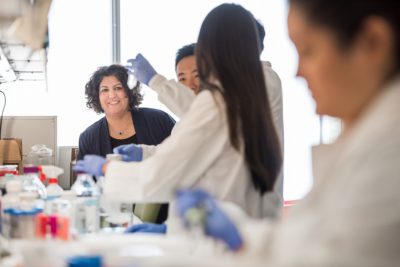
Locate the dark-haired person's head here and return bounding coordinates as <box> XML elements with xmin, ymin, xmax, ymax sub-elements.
<box><xmin>255</xmin><ymin>19</ymin><xmax>266</xmax><ymax>53</ymax></box>
<box><xmin>196</xmin><ymin>3</ymin><xmax>282</xmax><ymax>195</ymax></box>
<box><xmin>175</xmin><ymin>43</ymin><xmax>199</xmax><ymax>93</ymax></box>
<box><xmin>288</xmin><ymin>0</ymin><xmax>400</xmax><ymax>125</ymax></box>
<box><xmin>85</xmin><ymin>64</ymin><xmax>142</xmax><ymax>115</ymax></box>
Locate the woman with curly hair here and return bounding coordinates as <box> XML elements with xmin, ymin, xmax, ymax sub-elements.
<box><xmin>78</xmin><ymin>64</ymin><xmax>175</xmax><ymax>223</ymax></box>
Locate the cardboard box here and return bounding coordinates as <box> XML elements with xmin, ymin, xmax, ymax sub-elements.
<box><xmin>0</xmin><ymin>138</ymin><xmax>23</xmax><ymax>173</ymax></box>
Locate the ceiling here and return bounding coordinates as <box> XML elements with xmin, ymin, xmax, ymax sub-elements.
<box><xmin>0</xmin><ymin>0</ymin><xmax>50</xmax><ymax>83</ymax></box>
<box><xmin>0</xmin><ymin>41</ymin><xmax>47</xmax><ymax>83</ymax></box>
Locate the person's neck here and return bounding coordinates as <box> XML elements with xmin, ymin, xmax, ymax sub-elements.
<box><xmin>107</xmin><ymin>110</ymin><xmax>132</xmax><ymax>124</ymax></box>
<box><xmin>106</xmin><ymin>111</ymin><xmax>134</xmax><ymax>136</ymax></box>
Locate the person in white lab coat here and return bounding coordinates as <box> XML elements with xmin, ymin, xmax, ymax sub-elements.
<box><xmin>75</xmin><ymin>3</ymin><xmax>282</xmax><ymax>219</ymax></box>
<box><xmin>174</xmin><ymin>43</ymin><xmax>200</xmax><ymax>94</ymax></box>
<box><xmin>128</xmin><ymin>21</ymin><xmax>284</xmax><ymax>219</ymax></box>
<box><xmin>255</xmin><ymin>19</ymin><xmax>284</xmax><ymax>218</ymax></box>
<box><xmin>175</xmin><ymin>0</ymin><xmax>400</xmax><ymax>266</ymax></box>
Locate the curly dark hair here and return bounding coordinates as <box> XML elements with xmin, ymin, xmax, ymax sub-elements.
<box><xmin>85</xmin><ymin>64</ymin><xmax>143</xmax><ymax>114</ymax></box>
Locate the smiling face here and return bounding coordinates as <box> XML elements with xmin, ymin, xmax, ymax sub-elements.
<box><xmin>99</xmin><ymin>75</ymin><xmax>129</xmax><ymax>117</ymax></box>
<box><xmin>288</xmin><ymin>4</ymin><xmax>393</xmax><ymax>125</ymax></box>
<box><xmin>176</xmin><ymin>55</ymin><xmax>200</xmax><ymax>93</ymax></box>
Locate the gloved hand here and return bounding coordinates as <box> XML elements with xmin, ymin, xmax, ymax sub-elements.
<box><xmin>176</xmin><ymin>189</ymin><xmax>243</xmax><ymax>251</ymax></box>
<box><xmin>126</xmin><ymin>53</ymin><xmax>157</xmax><ymax>85</ymax></box>
<box><xmin>113</xmin><ymin>144</ymin><xmax>143</xmax><ymax>162</ymax></box>
<box><xmin>73</xmin><ymin>155</ymin><xmax>106</xmax><ymax>176</ymax></box>
<box><xmin>124</xmin><ymin>223</ymin><xmax>167</xmax><ymax>234</ymax></box>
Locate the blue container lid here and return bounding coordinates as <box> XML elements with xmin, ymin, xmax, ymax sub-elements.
<box><xmin>67</xmin><ymin>256</ymin><xmax>102</xmax><ymax>267</ymax></box>
<box><xmin>4</xmin><ymin>208</ymin><xmax>43</xmax><ymax>216</ymax></box>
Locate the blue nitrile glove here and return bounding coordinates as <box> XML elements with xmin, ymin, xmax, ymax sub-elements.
<box><xmin>73</xmin><ymin>155</ymin><xmax>106</xmax><ymax>176</ymax></box>
<box><xmin>126</xmin><ymin>53</ymin><xmax>157</xmax><ymax>85</ymax></box>
<box><xmin>113</xmin><ymin>144</ymin><xmax>143</xmax><ymax>162</ymax></box>
<box><xmin>176</xmin><ymin>189</ymin><xmax>243</xmax><ymax>251</ymax></box>
<box><xmin>124</xmin><ymin>223</ymin><xmax>167</xmax><ymax>234</ymax></box>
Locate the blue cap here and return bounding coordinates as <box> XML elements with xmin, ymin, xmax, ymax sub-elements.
<box><xmin>4</xmin><ymin>208</ymin><xmax>43</xmax><ymax>216</ymax></box>
<box><xmin>67</xmin><ymin>256</ymin><xmax>102</xmax><ymax>267</ymax></box>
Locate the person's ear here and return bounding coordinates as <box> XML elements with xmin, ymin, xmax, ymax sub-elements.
<box><xmin>355</xmin><ymin>16</ymin><xmax>395</xmax><ymax>75</ymax></box>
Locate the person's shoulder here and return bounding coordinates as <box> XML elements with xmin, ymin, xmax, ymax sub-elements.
<box><xmin>136</xmin><ymin>107</ymin><xmax>171</xmax><ymax>118</ymax></box>
<box><xmin>196</xmin><ymin>89</ymin><xmax>223</xmax><ymax>106</ymax></box>
<box><xmin>261</xmin><ymin>60</ymin><xmax>282</xmax><ymax>89</ymax></box>
<box><xmin>261</xmin><ymin>61</ymin><xmax>279</xmax><ymax>76</ymax></box>
<box><xmin>135</xmin><ymin>108</ymin><xmax>175</xmax><ymax>123</ymax></box>
<box><xmin>80</xmin><ymin>117</ymin><xmax>107</xmax><ymax>137</ymax></box>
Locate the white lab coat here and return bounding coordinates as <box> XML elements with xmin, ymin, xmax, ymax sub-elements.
<box><xmin>260</xmin><ymin>61</ymin><xmax>284</xmax><ymax>218</ymax></box>
<box><xmin>141</xmin><ymin>61</ymin><xmax>284</xmax><ymax>218</ymax></box>
<box><xmin>103</xmin><ymin>88</ymin><xmax>264</xmax><ymax>217</ymax></box>
<box><xmin>233</xmin><ymin>77</ymin><xmax>400</xmax><ymax>267</ymax></box>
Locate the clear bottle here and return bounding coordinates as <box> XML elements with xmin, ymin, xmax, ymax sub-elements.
<box><xmin>53</xmin><ymin>190</ymin><xmax>77</xmax><ymax>240</ymax></box>
<box><xmin>71</xmin><ymin>173</ymin><xmax>99</xmax><ymax>234</ymax></box>
<box><xmin>1</xmin><ymin>180</ymin><xmax>22</xmax><ymax>238</ymax></box>
<box><xmin>46</xmin><ymin>177</ymin><xmax>64</xmax><ymax>200</ymax></box>
<box><xmin>71</xmin><ymin>173</ymin><xmax>99</xmax><ymax>197</ymax></box>
<box><xmin>22</xmin><ymin>166</ymin><xmax>47</xmax><ymax>199</ymax></box>
<box><xmin>101</xmin><ymin>154</ymin><xmax>131</xmax><ymax>228</ymax></box>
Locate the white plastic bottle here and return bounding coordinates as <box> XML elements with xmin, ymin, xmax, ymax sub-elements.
<box><xmin>41</xmin><ymin>166</ymin><xmax>64</xmax><ymax>200</ymax></box>
<box><xmin>2</xmin><ymin>180</ymin><xmax>22</xmax><ymax>210</ymax></box>
<box><xmin>71</xmin><ymin>173</ymin><xmax>100</xmax><ymax>234</ymax></box>
<box><xmin>100</xmin><ymin>154</ymin><xmax>132</xmax><ymax>228</ymax></box>
<box><xmin>1</xmin><ymin>180</ymin><xmax>22</xmax><ymax>238</ymax></box>
<box><xmin>46</xmin><ymin>177</ymin><xmax>64</xmax><ymax>199</ymax></box>
<box><xmin>22</xmin><ymin>166</ymin><xmax>47</xmax><ymax>199</ymax></box>
<box><xmin>18</xmin><ymin>192</ymin><xmax>41</xmax><ymax>239</ymax></box>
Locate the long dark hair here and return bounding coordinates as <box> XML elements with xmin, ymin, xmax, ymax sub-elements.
<box><xmin>196</xmin><ymin>3</ymin><xmax>282</xmax><ymax>195</ymax></box>
<box><xmin>289</xmin><ymin>0</ymin><xmax>400</xmax><ymax>76</ymax></box>
<box><xmin>85</xmin><ymin>64</ymin><xmax>143</xmax><ymax>114</ymax></box>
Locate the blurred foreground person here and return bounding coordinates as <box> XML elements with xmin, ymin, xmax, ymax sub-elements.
<box><xmin>177</xmin><ymin>0</ymin><xmax>400</xmax><ymax>266</ymax></box>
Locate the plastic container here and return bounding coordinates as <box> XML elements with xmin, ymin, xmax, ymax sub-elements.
<box><xmin>19</xmin><ymin>192</ymin><xmax>39</xmax><ymax>211</ymax></box>
<box><xmin>46</xmin><ymin>178</ymin><xmax>64</xmax><ymax>199</ymax></box>
<box><xmin>18</xmin><ymin>192</ymin><xmax>43</xmax><ymax>239</ymax></box>
<box><xmin>2</xmin><ymin>180</ymin><xmax>22</xmax><ymax>209</ymax></box>
<box><xmin>25</xmin><ymin>144</ymin><xmax>53</xmax><ymax>166</ymax></box>
<box><xmin>52</xmin><ymin>190</ymin><xmax>77</xmax><ymax>239</ymax></box>
<box><xmin>71</xmin><ymin>173</ymin><xmax>99</xmax><ymax>197</ymax></box>
<box><xmin>6</xmin><ymin>208</ymin><xmax>41</xmax><ymax>239</ymax></box>
<box><xmin>0</xmin><ymin>165</ymin><xmax>18</xmax><ymax>195</ymax></box>
<box><xmin>22</xmin><ymin>166</ymin><xmax>47</xmax><ymax>199</ymax></box>
<box><xmin>0</xmin><ymin>165</ymin><xmax>18</xmax><ymax>177</ymax></box>
<box><xmin>1</xmin><ymin>180</ymin><xmax>22</xmax><ymax>238</ymax></box>
<box><xmin>100</xmin><ymin>154</ymin><xmax>132</xmax><ymax>227</ymax></box>
<box><xmin>71</xmin><ymin>173</ymin><xmax>100</xmax><ymax>234</ymax></box>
